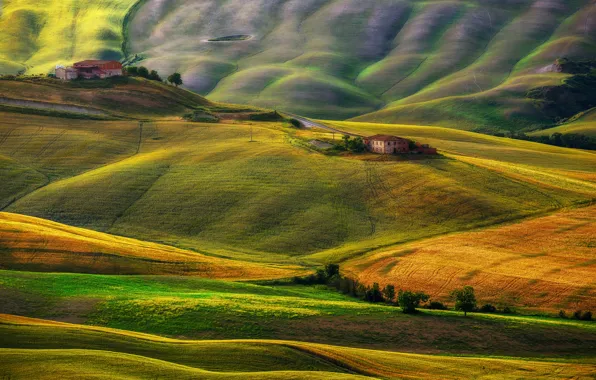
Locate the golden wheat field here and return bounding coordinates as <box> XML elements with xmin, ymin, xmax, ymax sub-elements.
<box><xmin>344</xmin><ymin>205</ymin><xmax>596</xmax><ymax>312</ymax></box>
<box><xmin>0</xmin><ymin>212</ymin><xmax>303</xmax><ymax>279</ymax></box>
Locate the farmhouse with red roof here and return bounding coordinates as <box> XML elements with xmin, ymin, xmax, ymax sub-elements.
<box><xmin>56</xmin><ymin>60</ymin><xmax>123</xmax><ymax>80</ymax></box>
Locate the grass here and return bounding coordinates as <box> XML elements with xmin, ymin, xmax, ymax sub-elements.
<box><xmin>531</xmin><ymin>108</ymin><xmax>596</xmax><ymax>137</ymax></box>
<box><xmin>0</xmin><ymin>212</ymin><xmax>304</xmax><ymax>279</ymax></box>
<box><xmin>0</xmin><ymin>76</ymin><xmax>212</xmax><ymax>118</ymax></box>
<box><xmin>1</xmin><ymin>270</ymin><xmax>595</xmax><ymax>357</ymax></box>
<box><xmin>2</xmin><ymin>113</ymin><xmax>595</xmax><ymax>265</ymax></box>
<box><xmin>0</xmin><ymin>0</ymin><xmax>138</xmax><ymax>74</ymax></box>
<box><xmin>343</xmin><ymin>205</ymin><xmax>596</xmax><ymax>313</ymax></box>
<box><xmin>3</xmin><ymin>314</ymin><xmax>595</xmax><ymax>379</ymax></box>
<box><xmin>118</xmin><ymin>0</ymin><xmax>596</xmax><ymax>126</ymax></box>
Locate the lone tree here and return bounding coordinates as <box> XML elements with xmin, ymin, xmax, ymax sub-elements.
<box><xmin>397</xmin><ymin>290</ymin><xmax>429</xmax><ymax>313</ymax></box>
<box><xmin>451</xmin><ymin>286</ymin><xmax>477</xmax><ymax>316</ymax></box>
<box><xmin>168</xmin><ymin>72</ymin><xmax>183</xmax><ymax>87</ymax></box>
<box><xmin>382</xmin><ymin>284</ymin><xmax>396</xmax><ymax>304</ymax></box>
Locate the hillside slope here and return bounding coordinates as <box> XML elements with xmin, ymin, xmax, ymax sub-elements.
<box><xmin>2</xmin><ymin>0</ymin><xmax>594</xmax><ymax>127</ymax></box>
<box><xmin>0</xmin><ymin>0</ymin><xmax>137</xmax><ymax>74</ymax></box>
<box><xmin>2</xmin><ymin>113</ymin><xmax>596</xmax><ymax>264</ymax></box>
<box><xmin>123</xmin><ymin>0</ymin><xmax>596</xmax><ymax>125</ymax></box>
<box><xmin>1</xmin><ymin>314</ymin><xmax>594</xmax><ymax>379</ymax></box>
<box><xmin>0</xmin><ymin>212</ymin><xmax>302</xmax><ymax>279</ymax></box>
<box><xmin>0</xmin><ymin>77</ymin><xmax>212</xmax><ymax>119</ymax></box>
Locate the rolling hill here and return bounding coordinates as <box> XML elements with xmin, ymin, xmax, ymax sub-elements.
<box><xmin>1</xmin><ymin>0</ymin><xmax>595</xmax><ymax>128</ymax></box>
<box><xmin>2</xmin><ymin>315</ymin><xmax>594</xmax><ymax>379</ymax></box>
<box><xmin>0</xmin><ymin>212</ymin><xmax>303</xmax><ymax>278</ymax></box>
<box><xmin>1</xmin><ymin>109</ymin><xmax>595</xmax><ymax>311</ymax></box>
<box><xmin>0</xmin><ymin>76</ymin><xmax>214</xmax><ymax>119</ymax></box>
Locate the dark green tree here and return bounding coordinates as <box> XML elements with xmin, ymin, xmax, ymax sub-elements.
<box><xmin>382</xmin><ymin>284</ymin><xmax>396</xmax><ymax>304</ymax></box>
<box><xmin>168</xmin><ymin>72</ymin><xmax>183</xmax><ymax>87</ymax></box>
<box><xmin>126</xmin><ymin>66</ymin><xmax>138</xmax><ymax>76</ymax></box>
<box><xmin>451</xmin><ymin>286</ymin><xmax>477</xmax><ymax>316</ymax></box>
<box><xmin>325</xmin><ymin>264</ymin><xmax>340</xmax><ymax>279</ymax></box>
<box><xmin>397</xmin><ymin>290</ymin><xmax>429</xmax><ymax>313</ymax></box>
<box><xmin>137</xmin><ymin>66</ymin><xmax>149</xmax><ymax>78</ymax></box>
<box><xmin>149</xmin><ymin>70</ymin><xmax>162</xmax><ymax>81</ymax></box>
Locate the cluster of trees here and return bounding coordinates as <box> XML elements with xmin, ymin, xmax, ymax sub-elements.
<box><xmin>501</xmin><ymin>131</ymin><xmax>596</xmax><ymax>150</ymax></box>
<box><xmin>341</xmin><ymin>135</ymin><xmax>366</xmax><ymax>152</ymax></box>
<box><xmin>125</xmin><ymin>66</ymin><xmax>183</xmax><ymax>87</ymax></box>
<box><xmin>294</xmin><ymin>265</ymin><xmax>478</xmax><ymax>315</ymax></box>
<box><xmin>560</xmin><ymin>310</ymin><xmax>593</xmax><ymax>321</ymax></box>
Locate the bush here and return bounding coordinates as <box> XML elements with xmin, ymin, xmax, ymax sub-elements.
<box><xmin>574</xmin><ymin>310</ymin><xmax>583</xmax><ymax>320</ymax></box>
<box><xmin>427</xmin><ymin>301</ymin><xmax>447</xmax><ymax>310</ymax></box>
<box><xmin>289</xmin><ymin>118</ymin><xmax>302</xmax><ymax>128</ymax></box>
<box><xmin>558</xmin><ymin>310</ymin><xmax>567</xmax><ymax>319</ymax></box>
<box><xmin>397</xmin><ymin>290</ymin><xmax>429</xmax><ymax>313</ymax></box>
<box><xmin>364</xmin><ymin>283</ymin><xmax>384</xmax><ymax>303</ymax></box>
<box><xmin>249</xmin><ymin>111</ymin><xmax>284</xmax><ymax>121</ymax></box>
<box><xmin>480</xmin><ymin>304</ymin><xmax>497</xmax><ymax>313</ymax></box>
<box><xmin>581</xmin><ymin>311</ymin><xmax>592</xmax><ymax>321</ymax></box>
<box><xmin>502</xmin><ymin>306</ymin><xmax>514</xmax><ymax>314</ymax></box>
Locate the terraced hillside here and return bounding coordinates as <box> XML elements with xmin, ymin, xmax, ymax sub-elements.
<box><xmin>2</xmin><ymin>0</ymin><xmax>594</xmax><ymax>128</ymax></box>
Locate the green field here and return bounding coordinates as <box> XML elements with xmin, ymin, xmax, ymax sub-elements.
<box><xmin>2</xmin><ymin>313</ymin><xmax>595</xmax><ymax>379</ymax></box>
<box><xmin>532</xmin><ymin>108</ymin><xmax>596</xmax><ymax>137</ymax></box>
<box><xmin>2</xmin><ymin>112</ymin><xmax>595</xmax><ymax>266</ymax></box>
<box><xmin>2</xmin><ymin>270</ymin><xmax>595</xmax><ymax>357</ymax></box>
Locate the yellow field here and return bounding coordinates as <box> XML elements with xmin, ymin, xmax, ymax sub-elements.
<box><xmin>0</xmin><ymin>0</ymin><xmax>137</xmax><ymax>74</ymax></box>
<box><xmin>344</xmin><ymin>205</ymin><xmax>596</xmax><ymax>312</ymax></box>
<box><xmin>0</xmin><ymin>212</ymin><xmax>303</xmax><ymax>279</ymax></box>
<box><xmin>1</xmin><ymin>314</ymin><xmax>594</xmax><ymax>379</ymax></box>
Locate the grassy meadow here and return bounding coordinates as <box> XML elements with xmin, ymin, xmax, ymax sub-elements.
<box><xmin>0</xmin><ymin>0</ymin><xmax>138</xmax><ymax>74</ymax></box>
<box><xmin>2</xmin><ymin>113</ymin><xmax>595</xmax><ymax>264</ymax></box>
<box><xmin>1</xmin><ymin>270</ymin><xmax>596</xmax><ymax>357</ymax></box>
<box><xmin>2</xmin><ymin>314</ymin><xmax>595</xmax><ymax>379</ymax></box>
<box><xmin>0</xmin><ymin>212</ymin><xmax>303</xmax><ymax>279</ymax></box>
<box><xmin>1</xmin><ymin>111</ymin><xmax>596</xmax><ymax>312</ymax></box>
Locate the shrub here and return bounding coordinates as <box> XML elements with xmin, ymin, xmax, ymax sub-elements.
<box><xmin>364</xmin><ymin>283</ymin><xmax>384</xmax><ymax>303</ymax></box>
<box><xmin>581</xmin><ymin>311</ymin><xmax>592</xmax><ymax>321</ymax></box>
<box><xmin>480</xmin><ymin>304</ymin><xmax>497</xmax><ymax>313</ymax></box>
<box><xmin>427</xmin><ymin>301</ymin><xmax>447</xmax><ymax>310</ymax></box>
<box><xmin>574</xmin><ymin>310</ymin><xmax>583</xmax><ymax>320</ymax></box>
<box><xmin>248</xmin><ymin>111</ymin><xmax>284</xmax><ymax>121</ymax></box>
<box><xmin>558</xmin><ymin>310</ymin><xmax>567</xmax><ymax>319</ymax></box>
<box><xmin>502</xmin><ymin>306</ymin><xmax>514</xmax><ymax>314</ymax></box>
<box><xmin>289</xmin><ymin>118</ymin><xmax>302</xmax><ymax>128</ymax></box>
<box><xmin>397</xmin><ymin>290</ymin><xmax>429</xmax><ymax>314</ymax></box>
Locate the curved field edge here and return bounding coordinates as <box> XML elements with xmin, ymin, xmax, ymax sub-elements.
<box><xmin>1</xmin><ymin>314</ymin><xmax>595</xmax><ymax>379</ymax></box>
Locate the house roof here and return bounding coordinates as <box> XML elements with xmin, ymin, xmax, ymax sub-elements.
<box><xmin>73</xmin><ymin>60</ymin><xmax>121</xmax><ymax>66</ymax></box>
<box><xmin>367</xmin><ymin>134</ymin><xmax>408</xmax><ymax>142</ymax></box>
